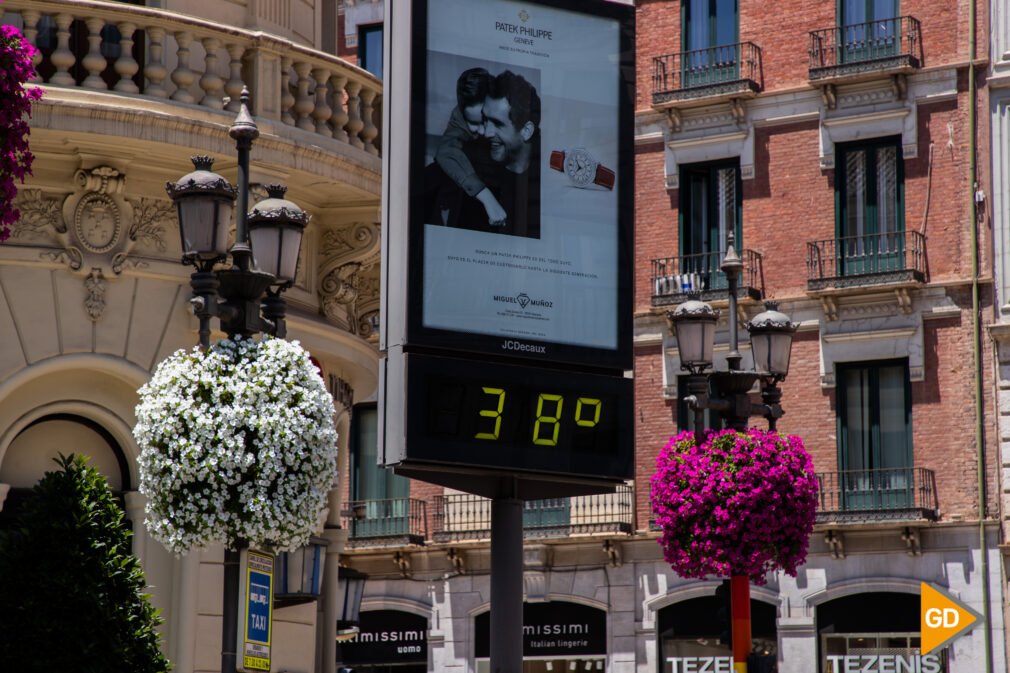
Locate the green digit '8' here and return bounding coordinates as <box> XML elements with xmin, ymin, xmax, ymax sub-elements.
<box><xmin>533</xmin><ymin>393</ymin><xmax>563</xmax><ymax>446</ymax></box>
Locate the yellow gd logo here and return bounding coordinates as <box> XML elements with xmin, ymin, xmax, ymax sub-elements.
<box><xmin>920</xmin><ymin>582</ymin><xmax>982</xmax><ymax>654</ymax></box>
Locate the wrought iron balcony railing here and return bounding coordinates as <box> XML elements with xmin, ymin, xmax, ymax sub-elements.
<box><xmin>431</xmin><ymin>485</ymin><xmax>634</xmax><ymax>543</ymax></box>
<box><xmin>651</xmin><ymin>249</ymin><xmax>763</xmax><ymax>307</ymax></box>
<box><xmin>806</xmin><ymin>231</ymin><xmax>925</xmax><ymax>290</ymax></box>
<box><xmin>816</xmin><ymin>467</ymin><xmax>938</xmax><ymax>522</ymax></box>
<box><xmin>2</xmin><ymin>0</ymin><xmax>381</xmax><ymax>155</ymax></box>
<box><xmin>809</xmin><ymin>16</ymin><xmax>921</xmax><ymax>81</ymax></box>
<box><xmin>652</xmin><ymin>42</ymin><xmax>762</xmax><ymax>106</ymax></box>
<box><xmin>342</xmin><ymin>498</ymin><xmax>427</xmax><ymax>547</ymax></box>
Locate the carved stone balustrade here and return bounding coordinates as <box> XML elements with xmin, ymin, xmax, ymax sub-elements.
<box><xmin>2</xmin><ymin>0</ymin><xmax>383</xmax><ymax>155</ymax></box>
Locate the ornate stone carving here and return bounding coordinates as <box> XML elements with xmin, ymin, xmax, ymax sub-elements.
<box><xmin>74</xmin><ymin>193</ymin><xmax>122</xmax><ymax>254</ymax></box>
<box><xmin>74</xmin><ymin>165</ymin><xmax>125</xmax><ymax>195</ymax></box>
<box><xmin>55</xmin><ymin>166</ymin><xmax>135</xmax><ymax>273</ymax></box>
<box><xmin>84</xmin><ymin>267</ymin><xmax>106</xmax><ymax>321</ymax></box>
<box><xmin>9</xmin><ymin>189</ymin><xmax>61</xmax><ymax>240</ymax></box>
<box><xmin>317</xmin><ymin>221</ymin><xmax>381</xmax><ymax>333</ymax></box>
<box><xmin>112</xmin><ymin>197</ymin><xmax>174</xmax><ymax>273</ymax></box>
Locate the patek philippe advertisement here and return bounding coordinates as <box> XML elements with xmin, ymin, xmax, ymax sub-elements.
<box><xmin>419</xmin><ymin>0</ymin><xmax>623</xmax><ymax>351</ymax></box>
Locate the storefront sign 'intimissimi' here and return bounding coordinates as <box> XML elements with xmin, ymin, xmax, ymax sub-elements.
<box><xmin>340</xmin><ymin>610</ymin><xmax>428</xmax><ymax>666</ymax></box>
<box><xmin>475</xmin><ymin>602</ymin><xmax>606</xmax><ymax>658</ymax></box>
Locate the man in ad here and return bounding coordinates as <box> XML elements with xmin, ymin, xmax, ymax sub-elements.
<box><xmin>425</xmin><ymin>68</ymin><xmax>542</xmax><ymax>239</ymax></box>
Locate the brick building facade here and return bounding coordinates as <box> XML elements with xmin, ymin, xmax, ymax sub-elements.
<box><xmin>335</xmin><ymin>2</ymin><xmax>1006</xmax><ymax>673</ymax></box>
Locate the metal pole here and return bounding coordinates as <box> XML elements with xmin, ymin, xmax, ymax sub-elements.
<box><xmin>722</xmin><ymin>233</ymin><xmax>743</xmax><ymax>372</ymax></box>
<box><xmin>228</xmin><ymin>88</ymin><xmax>259</xmax><ymax>272</ymax></box>
<box><xmin>730</xmin><ymin>575</ymin><xmax>751</xmax><ymax>673</ymax></box>
<box><xmin>490</xmin><ymin>494</ymin><xmax>523</xmax><ymax>673</ymax></box>
<box><xmin>221</xmin><ymin>547</ymin><xmax>241</xmax><ymax>673</ymax></box>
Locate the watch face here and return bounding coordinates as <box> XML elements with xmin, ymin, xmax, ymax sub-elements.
<box><xmin>564</xmin><ymin>148</ymin><xmax>595</xmax><ymax>187</ymax></box>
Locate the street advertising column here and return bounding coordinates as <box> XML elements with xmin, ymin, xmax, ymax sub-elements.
<box><xmin>381</xmin><ymin>0</ymin><xmax>635</xmax><ymax>497</ymax></box>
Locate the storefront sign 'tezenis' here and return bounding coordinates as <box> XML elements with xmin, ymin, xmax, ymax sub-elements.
<box><xmin>666</xmin><ymin>658</ymin><xmax>733</xmax><ymax>673</ymax></box>
<box><xmin>826</xmin><ymin>655</ymin><xmax>942</xmax><ymax>673</ymax></box>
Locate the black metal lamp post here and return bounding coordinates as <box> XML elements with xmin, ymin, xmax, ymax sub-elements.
<box><xmin>165</xmin><ymin>88</ymin><xmax>308</xmax><ymax>673</ymax></box>
<box><xmin>667</xmin><ymin>232</ymin><xmax>797</xmax><ymax>440</ymax></box>
<box><xmin>666</xmin><ymin>232</ymin><xmax>798</xmax><ymax>673</ymax></box>
<box><xmin>165</xmin><ymin>88</ymin><xmax>307</xmax><ymax>349</ymax></box>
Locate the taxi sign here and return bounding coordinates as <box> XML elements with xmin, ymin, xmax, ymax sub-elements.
<box><xmin>920</xmin><ymin>582</ymin><xmax>982</xmax><ymax>654</ymax></box>
<box><xmin>238</xmin><ymin>550</ymin><xmax>274</xmax><ymax>671</ymax></box>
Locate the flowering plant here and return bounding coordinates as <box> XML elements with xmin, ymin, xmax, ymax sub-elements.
<box><xmin>0</xmin><ymin>23</ymin><xmax>43</xmax><ymax>241</ymax></box>
<box><xmin>650</xmin><ymin>428</ymin><xmax>818</xmax><ymax>584</ymax></box>
<box><xmin>134</xmin><ymin>336</ymin><xmax>338</xmax><ymax>554</ymax></box>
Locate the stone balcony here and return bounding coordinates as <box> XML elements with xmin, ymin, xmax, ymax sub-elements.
<box><xmin>2</xmin><ymin>0</ymin><xmax>381</xmax><ymax>193</ymax></box>
<box><xmin>0</xmin><ymin>0</ymin><xmax>384</xmax><ymax>344</ymax></box>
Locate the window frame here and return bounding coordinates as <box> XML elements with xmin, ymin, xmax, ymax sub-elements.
<box><xmin>835</xmin><ymin>358</ymin><xmax>912</xmax><ymax>473</ymax></box>
<box><xmin>678</xmin><ymin>159</ymin><xmax>743</xmax><ymax>258</ymax></box>
<box><xmin>357</xmin><ymin>22</ymin><xmax>383</xmax><ymax>78</ymax></box>
<box><xmin>834</xmin><ymin>137</ymin><xmax>905</xmax><ymax>275</ymax></box>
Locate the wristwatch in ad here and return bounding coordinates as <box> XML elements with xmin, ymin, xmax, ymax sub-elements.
<box><xmin>549</xmin><ymin>148</ymin><xmax>615</xmax><ymax>190</ymax></box>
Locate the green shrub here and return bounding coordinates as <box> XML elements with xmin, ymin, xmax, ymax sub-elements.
<box><xmin>0</xmin><ymin>454</ymin><xmax>170</xmax><ymax>672</ymax></box>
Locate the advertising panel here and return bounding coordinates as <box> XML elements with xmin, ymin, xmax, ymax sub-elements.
<box><xmin>405</xmin><ymin>0</ymin><xmax>633</xmax><ymax>370</ymax></box>
<box><xmin>379</xmin><ymin>0</ymin><xmax>634</xmax><ymax>493</ymax></box>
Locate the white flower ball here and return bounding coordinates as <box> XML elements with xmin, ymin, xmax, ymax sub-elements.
<box><xmin>134</xmin><ymin>336</ymin><xmax>338</xmax><ymax>554</ymax></box>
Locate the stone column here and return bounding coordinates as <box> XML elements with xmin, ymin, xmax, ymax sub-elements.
<box><xmin>0</xmin><ymin>483</ymin><xmax>10</xmax><ymax>512</ymax></box>
<box><xmin>321</xmin><ymin>525</ymin><xmax>349</xmax><ymax>673</ymax></box>
<box><xmin>124</xmin><ymin>490</ymin><xmax>148</xmax><ymax>560</ymax></box>
<box><xmin>171</xmin><ymin>552</ymin><xmax>201</xmax><ymax>673</ymax></box>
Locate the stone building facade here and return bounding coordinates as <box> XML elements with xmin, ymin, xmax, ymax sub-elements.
<box><xmin>0</xmin><ymin>1</ymin><xmax>381</xmax><ymax>672</ymax></box>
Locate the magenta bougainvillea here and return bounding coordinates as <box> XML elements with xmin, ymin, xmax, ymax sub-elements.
<box><xmin>650</xmin><ymin>428</ymin><xmax>819</xmax><ymax>584</ymax></box>
<box><xmin>0</xmin><ymin>23</ymin><xmax>43</xmax><ymax>242</ymax></box>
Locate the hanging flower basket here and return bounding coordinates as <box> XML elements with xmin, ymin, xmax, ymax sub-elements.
<box><xmin>134</xmin><ymin>336</ymin><xmax>339</xmax><ymax>554</ymax></box>
<box><xmin>0</xmin><ymin>25</ymin><xmax>43</xmax><ymax>241</ymax></box>
<box><xmin>650</xmin><ymin>428</ymin><xmax>819</xmax><ymax>584</ymax></box>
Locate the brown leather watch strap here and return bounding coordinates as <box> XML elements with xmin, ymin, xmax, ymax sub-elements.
<box><xmin>594</xmin><ymin>164</ymin><xmax>616</xmax><ymax>190</ymax></box>
<box><xmin>549</xmin><ymin>150</ymin><xmax>565</xmax><ymax>172</ymax></box>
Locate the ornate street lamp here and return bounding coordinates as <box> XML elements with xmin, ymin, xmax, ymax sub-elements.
<box><xmin>667</xmin><ymin>294</ymin><xmax>719</xmax><ymax>375</ymax></box>
<box><xmin>164</xmin><ymin>88</ymin><xmax>309</xmax><ymax>673</ymax></box>
<box><xmin>335</xmin><ymin>565</ymin><xmax>368</xmax><ymax>642</ymax></box>
<box><xmin>667</xmin><ymin>232</ymin><xmax>795</xmax><ymax>438</ymax></box>
<box><xmin>747</xmin><ymin>301</ymin><xmax>798</xmax><ymax>381</ymax></box>
<box><xmin>165</xmin><ymin>88</ymin><xmax>305</xmax><ymax>348</ymax></box>
<box><xmin>747</xmin><ymin>301</ymin><xmax>798</xmax><ymax>431</ymax></box>
<box><xmin>275</xmin><ymin>536</ymin><xmax>329</xmax><ymax>607</ymax></box>
<box><xmin>666</xmin><ymin>232</ymin><xmax>798</xmax><ymax>673</ymax></box>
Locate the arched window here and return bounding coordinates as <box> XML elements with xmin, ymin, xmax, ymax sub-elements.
<box><xmin>0</xmin><ymin>414</ymin><xmax>131</xmax><ymax>527</ymax></box>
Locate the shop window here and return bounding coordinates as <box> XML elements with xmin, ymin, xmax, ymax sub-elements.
<box><xmin>836</xmin><ymin>138</ymin><xmax>904</xmax><ymax>276</ymax></box>
<box><xmin>474</xmin><ymin>601</ymin><xmax>607</xmax><ymax>672</ymax></box>
<box><xmin>358</xmin><ymin>23</ymin><xmax>383</xmax><ymax>78</ymax></box>
<box><xmin>657</xmin><ymin>594</ymin><xmax>777</xmax><ymax>668</ymax></box>
<box><xmin>816</xmin><ymin>592</ymin><xmax>945</xmax><ymax>672</ymax></box>
<box><xmin>349</xmin><ymin>403</ymin><xmax>410</xmax><ymax>537</ymax></box>
<box><xmin>836</xmin><ymin>359</ymin><xmax>912</xmax><ymax>509</ymax></box>
<box><xmin>679</xmin><ymin>161</ymin><xmax>742</xmax><ymax>292</ymax></box>
<box><xmin>682</xmin><ymin>0</ymin><xmax>739</xmax><ymax>86</ymax></box>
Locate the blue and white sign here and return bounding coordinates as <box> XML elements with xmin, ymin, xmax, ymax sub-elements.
<box><xmin>239</xmin><ymin>550</ymin><xmax>273</xmax><ymax>672</ymax></box>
